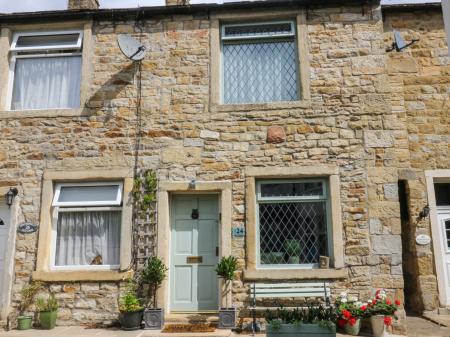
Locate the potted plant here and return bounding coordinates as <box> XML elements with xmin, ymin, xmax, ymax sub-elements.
<box><xmin>35</xmin><ymin>294</ymin><xmax>58</xmax><ymax>330</ymax></box>
<box><xmin>265</xmin><ymin>305</ymin><xmax>336</xmax><ymax>337</ymax></box>
<box><xmin>118</xmin><ymin>280</ymin><xmax>144</xmax><ymax>331</ymax></box>
<box><xmin>284</xmin><ymin>240</ymin><xmax>301</xmax><ymax>264</ymax></box>
<box><xmin>336</xmin><ymin>292</ymin><xmax>368</xmax><ymax>336</ymax></box>
<box><xmin>140</xmin><ymin>256</ymin><xmax>168</xmax><ymax>330</ymax></box>
<box><xmin>367</xmin><ymin>289</ymin><xmax>400</xmax><ymax>337</ymax></box>
<box><xmin>215</xmin><ymin>255</ymin><xmax>238</xmax><ymax>329</ymax></box>
<box><xmin>17</xmin><ymin>281</ymin><xmax>42</xmax><ymax>330</ymax></box>
<box><xmin>261</xmin><ymin>252</ymin><xmax>284</xmax><ymax>264</ymax></box>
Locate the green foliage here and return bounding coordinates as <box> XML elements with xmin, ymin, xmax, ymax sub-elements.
<box><xmin>140</xmin><ymin>257</ymin><xmax>167</xmax><ymax>308</ymax></box>
<box><xmin>133</xmin><ymin>170</ymin><xmax>157</xmax><ymax>211</ymax></box>
<box><xmin>215</xmin><ymin>256</ymin><xmax>238</xmax><ymax>282</ymax></box>
<box><xmin>119</xmin><ymin>280</ymin><xmax>144</xmax><ymax>313</ymax></box>
<box><xmin>284</xmin><ymin>240</ymin><xmax>301</xmax><ymax>256</ymax></box>
<box><xmin>35</xmin><ymin>294</ymin><xmax>58</xmax><ymax>312</ymax></box>
<box><xmin>264</xmin><ymin>304</ymin><xmax>337</xmax><ymax>330</ymax></box>
<box><xmin>19</xmin><ymin>281</ymin><xmax>43</xmax><ymax>314</ymax></box>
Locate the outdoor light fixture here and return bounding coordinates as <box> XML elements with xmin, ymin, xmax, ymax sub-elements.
<box><xmin>5</xmin><ymin>187</ymin><xmax>18</xmax><ymax>207</ymax></box>
<box><xmin>419</xmin><ymin>205</ymin><xmax>430</xmax><ymax>219</ymax></box>
<box><xmin>189</xmin><ymin>179</ymin><xmax>196</xmax><ymax>189</ymax></box>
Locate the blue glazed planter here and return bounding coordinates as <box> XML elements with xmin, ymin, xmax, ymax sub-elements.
<box><xmin>267</xmin><ymin>323</ymin><xmax>336</xmax><ymax>337</ymax></box>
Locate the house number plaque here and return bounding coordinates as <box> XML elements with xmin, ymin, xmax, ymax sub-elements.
<box><xmin>187</xmin><ymin>256</ymin><xmax>202</xmax><ymax>264</ymax></box>
<box><xmin>416</xmin><ymin>234</ymin><xmax>431</xmax><ymax>245</ymax></box>
<box><xmin>18</xmin><ymin>222</ymin><xmax>38</xmax><ymax>234</ymax></box>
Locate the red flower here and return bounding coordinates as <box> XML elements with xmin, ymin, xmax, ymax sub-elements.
<box><xmin>384</xmin><ymin>316</ymin><xmax>393</xmax><ymax>326</ymax></box>
<box><xmin>376</xmin><ymin>290</ymin><xmax>381</xmax><ymax>295</ymax></box>
<box><xmin>360</xmin><ymin>305</ymin><xmax>367</xmax><ymax>311</ymax></box>
<box><xmin>372</xmin><ymin>299</ymin><xmax>377</xmax><ymax>304</ymax></box>
<box><xmin>338</xmin><ymin>319</ymin><xmax>347</xmax><ymax>329</ymax></box>
<box><xmin>386</xmin><ymin>299</ymin><xmax>392</xmax><ymax>305</ymax></box>
<box><xmin>395</xmin><ymin>299</ymin><xmax>401</xmax><ymax>306</ymax></box>
<box><xmin>348</xmin><ymin>317</ymin><xmax>357</xmax><ymax>326</ymax></box>
<box><xmin>342</xmin><ymin>309</ymin><xmax>352</xmax><ymax>319</ymax></box>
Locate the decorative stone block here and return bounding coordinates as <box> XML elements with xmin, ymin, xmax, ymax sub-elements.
<box><xmin>267</xmin><ymin>126</ymin><xmax>286</xmax><ymax>143</ymax></box>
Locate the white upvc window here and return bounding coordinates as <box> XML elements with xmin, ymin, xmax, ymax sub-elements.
<box><xmin>50</xmin><ymin>182</ymin><xmax>123</xmax><ymax>271</ymax></box>
<box><xmin>7</xmin><ymin>30</ymin><xmax>83</xmax><ymax>111</ymax></box>
<box><xmin>256</xmin><ymin>179</ymin><xmax>332</xmax><ymax>269</ymax></box>
<box><xmin>221</xmin><ymin>21</ymin><xmax>300</xmax><ymax>104</ymax></box>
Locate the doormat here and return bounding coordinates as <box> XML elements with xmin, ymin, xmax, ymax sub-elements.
<box><xmin>162</xmin><ymin>324</ymin><xmax>216</xmax><ymax>333</ymax></box>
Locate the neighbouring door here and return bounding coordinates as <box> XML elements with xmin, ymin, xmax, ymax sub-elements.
<box><xmin>0</xmin><ymin>203</ymin><xmax>11</xmax><ymax>311</ymax></box>
<box><xmin>170</xmin><ymin>195</ymin><xmax>219</xmax><ymax>312</ymax></box>
<box><xmin>439</xmin><ymin>210</ymin><xmax>450</xmax><ymax>305</ymax></box>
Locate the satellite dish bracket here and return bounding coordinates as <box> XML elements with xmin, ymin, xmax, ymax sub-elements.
<box><xmin>386</xmin><ymin>30</ymin><xmax>419</xmax><ymax>52</ymax></box>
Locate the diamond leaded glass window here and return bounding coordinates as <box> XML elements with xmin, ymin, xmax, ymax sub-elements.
<box><xmin>221</xmin><ymin>21</ymin><xmax>299</xmax><ymax>104</ymax></box>
<box><xmin>256</xmin><ymin>180</ymin><xmax>330</xmax><ymax>267</ymax></box>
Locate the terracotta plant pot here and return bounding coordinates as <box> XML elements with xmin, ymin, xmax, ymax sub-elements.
<box><xmin>343</xmin><ymin>318</ymin><xmax>361</xmax><ymax>336</ymax></box>
<box><xmin>17</xmin><ymin>315</ymin><xmax>32</xmax><ymax>330</ymax></box>
<box><xmin>371</xmin><ymin>315</ymin><xmax>386</xmax><ymax>337</ymax></box>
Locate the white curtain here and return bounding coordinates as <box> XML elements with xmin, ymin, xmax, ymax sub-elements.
<box><xmin>11</xmin><ymin>55</ymin><xmax>82</xmax><ymax>110</ymax></box>
<box><xmin>55</xmin><ymin>210</ymin><xmax>121</xmax><ymax>266</ymax></box>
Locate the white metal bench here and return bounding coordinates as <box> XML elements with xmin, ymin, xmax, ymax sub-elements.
<box><xmin>250</xmin><ymin>282</ymin><xmax>331</xmax><ymax>332</ymax></box>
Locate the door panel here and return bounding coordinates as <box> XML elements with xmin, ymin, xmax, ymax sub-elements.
<box><xmin>439</xmin><ymin>212</ymin><xmax>450</xmax><ymax>304</ymax></box>
<box><xmin>170</xmin><ymin>195</ymin><xmax>219</xmax><ymax>312</ymax></box>
<box><xmin>0</xmin><ymin>204</ymin><xmax>11</xmax><ymax>308</ymax></box>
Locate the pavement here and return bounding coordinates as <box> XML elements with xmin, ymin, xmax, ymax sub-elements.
<box><xmin>0</xmin><ymin>316</ymin><xmax>448</xmax><ymax>337</ymax></box>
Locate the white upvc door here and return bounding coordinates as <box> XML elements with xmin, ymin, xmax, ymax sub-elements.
<box><xmin>438</xmin><ymin>210</ymin><xmax>450</xmax><ymax>305</ymax></box>
<box><xmin>0</xmin><ymin>203</ymin><xmax>11</xmax><ymax>316</ymax></box>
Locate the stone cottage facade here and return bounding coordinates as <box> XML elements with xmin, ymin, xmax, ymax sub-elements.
<box><xmin>0</xmin><ymin>0</ymin><xmax>448</xmax><ymax>332</ymax></box>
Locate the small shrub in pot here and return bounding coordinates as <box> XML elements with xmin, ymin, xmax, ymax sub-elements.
<box><xmin>215</xmin><ymin>256</ymin><xmax>238</xmax><ymax>329</ymax></box>
<box><xmin>140</xmin><ymin>256</ymin><xmax>167</xmax><ymax>330</ymax></box>
<box><xmin>118</xmin><ymin>280</ymin><xmax>144</xmax><ymax>331</ymax></box>
<box><xmin>17</xmin><ymin>281</ymin><xmax>42</xmax><ymax>330</ymax></box>
<box><xmin>36</xmin><ymin>294</ymin><xmax>58</xmax><ymax>330</ymax></box>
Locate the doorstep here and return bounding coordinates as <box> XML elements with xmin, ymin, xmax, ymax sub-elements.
<box><xmin>141</xmin><ymin>330</ymin><xmax>232</xmax><ymax>337</ymax></box>
<box><xmin>423</xmin><ymin>311</ymin><xmax>450</xmax><ymax>328</ymax></box>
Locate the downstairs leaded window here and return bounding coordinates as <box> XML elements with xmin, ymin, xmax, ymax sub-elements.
<box><xmin>256</xmin><ymin>180</ymin><xmax>331</xmax><ymax>268</ymax></box>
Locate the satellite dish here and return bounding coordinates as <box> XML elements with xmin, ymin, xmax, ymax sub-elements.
<box><xmin>387</xmin><ymin>30</ymin><xmax>419</xmax><ymax>52</ymax></box>
<box><xmin>118</xmin><ymin>34</ymin><xmax>146</xmax><ymax>61</ymax></box>
<box><xmin>394</xmin><ymin>30</ymin><xmax>406</xmax><ymax>50</ymax></box>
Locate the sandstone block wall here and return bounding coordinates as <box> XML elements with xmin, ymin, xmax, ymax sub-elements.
<box><xmin>0</xmin><ymin>3</ymin><xmax>446</xmax><ymax>330</ymax></box>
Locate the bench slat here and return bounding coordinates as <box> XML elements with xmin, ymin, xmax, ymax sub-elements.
<box><xmin>253</xmin><ymin>282</ymin><xmax>329</xmax><ymax>289</ymax></box>
<box><xmin>251</xmin><ymin>288</ymin><xmax>330</xmax><ymax>294</ymax></box>
<box><xmin>254</xmin><ymin>292</ymin><xmax>328</xmax><ymax>298</ymax></box>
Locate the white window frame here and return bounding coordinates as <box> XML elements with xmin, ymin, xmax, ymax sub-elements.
<box><xmin>255</xmin><ymin>179</ymin><xmax>332</xmax><ymax>269</ymax></box>
<box><xmin>50</xmin><ymin>181</ymin><xmax>123</xmax><ymax>271</ymax></box>
<box><xmin>53</xmin><ymin>181</ymin><xmax>123</xmax><ymax>207</ymax></box>
<box><xmin>7</xmin><ymin>30</ymin><xmax>84</xmax><ymax>111</ymax></box>
<box><xmin>10</xmin><ymin>30</ymin><xmax>83</xmax><ymax>52</ymax></box>
<box><xmin>220</xmin><ymin>20</ymin><xmax>299</xmax><ymax>104</ymax></box>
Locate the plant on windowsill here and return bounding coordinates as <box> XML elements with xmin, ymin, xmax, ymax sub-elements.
<box><xmin>118</xmin><ymin>280</ymin><xmax>144</xmax><ymax>331</ymax></box>
<box><xmin>264</xmin><ymin>304</ymin><xmax>337</xmax><ymax>337</ymax></box>
<box><xmin>17</xmin><ymin>281</ymin><xmax>43</xmax><ymax>330</ymax></box>
<box><xmin>215</xmin><ymin>255</ymin><xmax>238</xmax><ymax>329</ymax></box>
<box><xmin>284</xmin><ymin>239</ymin><xmax>301</xmax><ymax>264</ymax></box>
<box><xmin>35</xmin><ymin>294</ymin><xmax>58</xmax><ymax>330</ymax></box>
<box><xmin>140</xmin><ymin>256</ymin><xmax>168</xmax><ymax>330</ymax></box>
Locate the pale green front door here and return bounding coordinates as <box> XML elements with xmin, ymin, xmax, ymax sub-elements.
<box><xmin>170</xmin><ymin>195</ymin><xmax>219</xmax><ymax>312</ymax></box>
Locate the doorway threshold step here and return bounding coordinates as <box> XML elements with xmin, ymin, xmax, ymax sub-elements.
<box><xmin>165</xmin><ymin>313</ymin><xmax>219</xmax><ymax>324</ymax></box>
<box><xmin>142</xmin><ymin>330</ymin><xmax>233</xmax><ymax>337</ymax></box>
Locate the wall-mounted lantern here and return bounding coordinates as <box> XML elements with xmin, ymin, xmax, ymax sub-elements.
<box><xmin>419</xmin><ymin>205</ymin><xmax>430</xmax><ymax>220</ymax></box>
<box><xmin>5</xmin><ymin>187</ymin><xmax>18</xmax><ymax>207</ymax></box>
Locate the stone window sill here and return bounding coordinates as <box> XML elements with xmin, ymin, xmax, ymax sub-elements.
<box><xmin>32</xmin><ymin>270</ymin><xmax>133</xmax><ymax>282</ymax></box>
<box><xmin>0</xmin><ymin>108</ymin><xmax>89</xmax><ymax>119</ymax></box>
<box><xmin>243</xmin><ymin>268</ymin><xmax>347</xmax><ymax>281</ymax></box>
<box><xmin>210</xmin><ymin>100</ymin><xmax>311</xmax><ymax>113</ymax></box>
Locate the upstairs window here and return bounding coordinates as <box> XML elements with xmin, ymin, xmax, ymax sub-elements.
<box><xmin>8</xmin><ymin>30</ymin><xmax>83</xmax><ymax>111</ymax></box>
<box><xmin>256</xmin><ymin>179</ymin><xmax>331</xmax><ymax>268</ymax></box>
<box><xmin>221</xmin><ymin>21</ymin><xmax>299</xmax><ymax>104</ymax></box>
<box><xmin>51</xmin><ymin>182</ymin><xmax>123</xmax><ymax>270</ymax></box>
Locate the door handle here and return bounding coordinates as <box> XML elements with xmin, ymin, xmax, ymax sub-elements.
<box><xmin>0</xmin><ymin>218</ymin><xmax>4</xmax><ymax>225</ymax></box>
<box><xmin>216</xmin><ymin>246</ymin><xmax>219</xmax><ymax>257</ymax></box>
